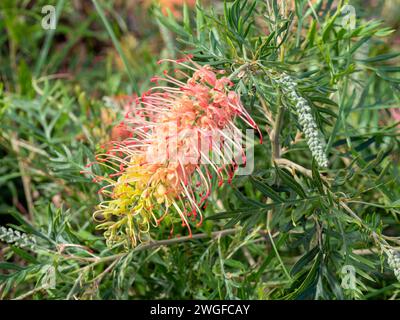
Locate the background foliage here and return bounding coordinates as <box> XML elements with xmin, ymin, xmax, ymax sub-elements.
<box><xmin>0</xmin><ymin>0</ymin><xmax>399</xmax><ymax>300</ymax></box>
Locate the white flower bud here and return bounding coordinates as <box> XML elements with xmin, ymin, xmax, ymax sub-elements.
<box><xmin>276</xmin><ymin>73</ymin><xmax>329</xmax><ymax>168</ymax></box>
<box><xmin>0</xmin><ymin>226</ymin><xmax>36</xmax><ymax>249</ymax></box>
<box><xmin>386</xmin><ymin>249</ymin><xmax>400</xmax><ymax>282</ymax></box>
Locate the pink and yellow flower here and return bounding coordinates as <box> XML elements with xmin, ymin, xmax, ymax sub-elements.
<box><xmin>85</xmin><ymin>57</ymin><xmax>261</xmax><ymax>247</ymax></box>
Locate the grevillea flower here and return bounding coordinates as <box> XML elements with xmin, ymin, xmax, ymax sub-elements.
<box><xmin>84</xmin><ymin>56</ymin><xmax>261</xmax><ymax>247</ymax></box>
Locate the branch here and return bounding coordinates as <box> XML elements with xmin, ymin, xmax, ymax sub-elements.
<box><xmin>271</xmin><ymin>105</ymin><xmax>284</xmax><ymax>160</ymax></box>
<box><xmin>10</xmin><ymin>133</ymin><xmax>34</xmax><ymax>220</ymax></box>
<box><xmin>136</xmin><ymin>227</ymin><xmax>240</xmax><ymax>250</ymax></box>
<box><xmin>274</xmin><ymin>158</ymin><xmax>313</xmax><ymax>178</ymax></box>
<box><xmin>61</xmin><ymin>228</ymin><xmax>242</xmax><ymax>264</ymax></box>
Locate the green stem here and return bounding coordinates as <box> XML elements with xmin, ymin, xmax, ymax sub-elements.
<box><xmin>272</xmin><ymin>96</ymin><xmax>284</xmax><ymax>161</ymax></box>
<box><xmin>267</xmin><ymin>209</ymin><xmax>291</xmax><ymax>281</ymax></box>
<box><xmin>62</xmin><ymin>227</ymin><xmax>241</xmax><ymax>265</ymax></box>
<box><xmin>228</xmin><ymin>62</ymin><xmax>251</xmax><ymax>80</ymax></box>
<box><xmin>92</xmin><ymin>0</ymin><xmax>139</xmax><ymax>94</ymax></box>
<box><xmin>35</xmin><ymin>0</ymin><xmax>65</xmax><ymax>77</ymax></box>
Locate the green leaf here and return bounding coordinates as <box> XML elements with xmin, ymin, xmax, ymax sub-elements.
<box><xmin>290</xmin><ymin>246</ymin><xmax>320</xmax><ymax>276</ymax></box>
<box><xmin>357</xmin><ymin>52</ymin><xmax>400</xmax><ymax>63</ymax></box>
<box><xmin>224</xmin><ymin>259</ymin><xmax>245</xmax><ymax>270</ymax></box>
<box><xmin>250</xmin><ymin>177</ymin><xmax>284</xmax><ymax>203</ymax></box>
<box><xmin>0</xmin><ymin>262</ymin><xmax>25</xmax><ymax>271</ymax></box>
<box><xmin>275</xmin><ymin>167</ymin><xmax>307</xmax><ymax>198</ymax></box>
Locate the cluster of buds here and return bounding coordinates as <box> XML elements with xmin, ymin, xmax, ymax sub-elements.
<box><xmin>0</xmin><ymin>226</ymin><xmax>36</xmax><ymax>249</ymax></box>
<box><xmin>386</xmin><ymin>249</ymin><xmax>400</xmax><ymax>281</ymax></box>
<box><xmin>84</xmin><ymin>57</ymin><xmax>261</xmax><ymax>247</ymax></box>
<box><xmin>276</xmin><ymin>74</ymin><xmax>328</xmax><ymax>168</ymax></box>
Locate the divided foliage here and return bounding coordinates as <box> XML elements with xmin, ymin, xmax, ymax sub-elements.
<box><xmin>0</xmin><ymin>0</ymin><xmax>399</xmax><ymax>299</ymax></box>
